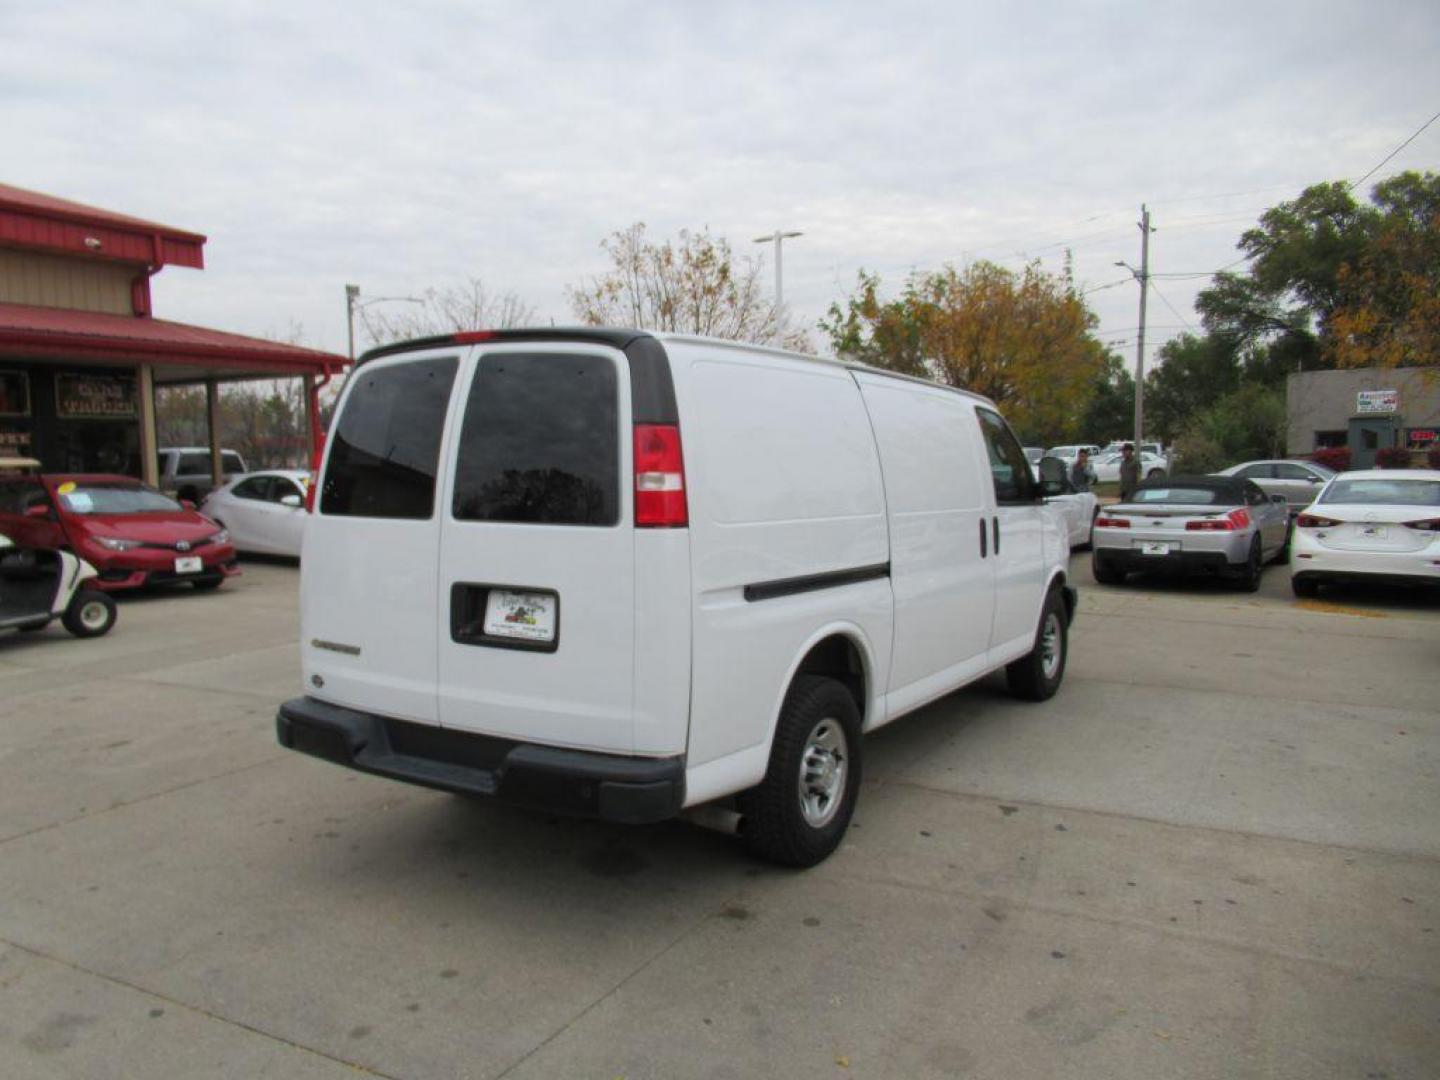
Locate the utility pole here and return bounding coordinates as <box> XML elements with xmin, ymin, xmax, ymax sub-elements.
<box><xmin>752</xmin><ymin>229</ymin><xmax>803</xmax><ymax>315</ymax></box>
<box><xmin>345</xmin><ymin>284</ymin><xmax>360</xmax><ymax>363</ymax></box>
<box><xmin>1116</xmin><ymin>206</ymin><xmax>1154</xmax><ymax>451</ymax></box>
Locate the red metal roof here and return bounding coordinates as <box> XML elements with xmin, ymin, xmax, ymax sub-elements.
<box><xmin>0</xmin><ymin>302</ymin><xmax>345</xmax><ymax>377</ymax></box>
<box><xmin>0</xmin><ymin>183</ymin><xmax>206</xmax><ymax>268</ymax></box>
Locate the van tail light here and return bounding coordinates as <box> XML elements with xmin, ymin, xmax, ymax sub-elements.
<box><xmin>634</xmin><ymin>424</ymin><xmax>688</xmax><ymax>527</ymax></box>
<box><xmin>1403</xmin><ymin>517</ymin><xmax>1440</xmax><ymax>531</ymax></box>
<box><xmin>1186</xmin><ymin>508</ymin><xmax>1250</xmax><ymax>531</ymax></box>
<box><xmin>1296</xmin><ymin>513</ymin><xmax>1341</xmax><ymax>528</ymax></box>
<box><xmin>1095</xmin><ymin>516</ymin><xmax>1130</xmax><ymax>528</ymax></box>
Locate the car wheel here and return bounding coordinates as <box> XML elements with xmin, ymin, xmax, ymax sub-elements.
<box><xmin>1238</xmin><ymin>536</ymin><xmax>1263</xmax><ymax>593</ymax></box>
<box><xmin>1092</xmin><ymin>553</ymin><xmax>1125</xmax><ymax>586</ymax></box>
<box><xmin>1006</xmin><ymin>588</ymin><xmax>1068</xmax><ymax>702</ymax></box>
<box><xmin>1291</xmin><ymin>574</ymin><xmax>1320</xmax><ymax>599</ymax></box>
<box><xmin>739</xmin><ymin>675</ymin><xmax>862</xmax><ymax>868</ymax></box>
<box><xmin>62</xmin><ymin>590</ymin><xmax>117</xmax><ymax>638</ymax></box>
<box><xmin>1146</xmin><ymin>468</ymin><xmax>1166</xmax><ymax>479</ymax></box>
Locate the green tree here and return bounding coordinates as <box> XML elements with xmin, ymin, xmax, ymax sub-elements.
<box><xmin>1144</xmin><ymin>333</ymin><xmax>1241</xmax><ymax>443</ymax></box>
<box><xmin>1171</xmin><ymin>383</ymin><xmax>1286</xmax><ymax>473</ymax></box>
<box><xmin>1079</xmin><ymin>352</ymin><xmax>1135</xmax><ymax>445</ymax></box>
<box><xmin>820</xmin><ymin>260</ymin><xmax>1108</xmax><ymax>442</ymax></box>
<box><xmin>1197</xmin><ymin>170</ymin><xmax>1440</xmax><ymax>372</ymax></box>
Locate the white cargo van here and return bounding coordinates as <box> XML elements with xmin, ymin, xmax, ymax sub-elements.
<box><xmin>277</xmin><ymin>329</ymin><xmax>1075</xmax><ymax>865</ymax></box>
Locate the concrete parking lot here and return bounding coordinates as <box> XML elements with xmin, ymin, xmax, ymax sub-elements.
<box><xmin>2</xmin><ymin>556</ymin><xmax>1437</xmax><ymax>1079</ymax></box>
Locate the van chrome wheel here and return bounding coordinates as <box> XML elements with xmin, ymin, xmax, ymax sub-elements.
<box><xmin>1040</xmin><ymin>612</ymin><xmax>1063</xmax><ymax>681</ymax></box>
<box><xmin>798</xmin><ymin>717</ymin><xmax>848</xmax><ymax>828</ymax></box>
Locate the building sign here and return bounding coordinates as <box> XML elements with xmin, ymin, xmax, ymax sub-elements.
<box><xmin>0</xmin><ymin>370</ymin><xmax>30</xmax><ymax>416</ymax></box>
<box><xmin>0</xmin><ymin>428</ymin><xmax>32</xmax><ymax>451</ymax></box>
<box><xmin>56</xmin><ymin>373</ymin><xmax>138</xmax><ymax>419</ymax></box>
<box><xmin>1409</xmin><ymin>428</ymin><xmax>1437</xmax><ymax>445</ymax></box>
<box><xmin>1356</xmin><ymin>389</ymin><xmax>1399</xmax><ymax>414</ymax></box>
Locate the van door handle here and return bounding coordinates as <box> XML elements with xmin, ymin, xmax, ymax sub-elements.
<box><xmin>992</xmin><ymin>516</ymin><xmax>1000</xmax><ymax>555</ymax></box>
<box><xmin>979</xmin><ymin>517</ymin><xmax>987</xmax><ymax>558</ymax></box>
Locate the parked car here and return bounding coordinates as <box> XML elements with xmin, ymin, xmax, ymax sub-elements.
<box><xmin>1091</xmin><ymin>474</ymin><xmax>1290</xmax><ymax>591</ymax></box>
<box><xmin>0</xmin><ymin>474</ymin><xmax>239</xmax><ymax>592</ymax></box>
<box><xmin>1036</xmin><ymin>456</ymin><xmax>1097</xmax><ymax>550</ymax></box>
<box><xmin>1290</xmin><ymin>469</ymin><xmax>1440</xmax><ymax>596</ymax></box>
<box><xmin>201</xmin><ymin>470</ymin><xmax>311</xmax><ymax>557</ymax></box>
<box><xmin>1215</xmin><ymin>459</ymin><xmax>1335</xmax><ymax>514</ymax></box>
<box><xmin>157</xmin><ymin>446</ymin><xmax>248</xmax><ymax>502</ymax></box>
<box><xmin>0</xmin><ymin>530</ymin><xmax>117</xmax><ymax>638</ymax></box>
<box><xmin>1092</xmin><ymin>449</ymin><xmax>1168</xmax><ymax>482</ymax></box>
<box><xmin>1044</xmin><ymin>444</ymin><xmax>1101</xmax><ymax>468</ymax></box>
<box><xmin>277</xmin><ymin>329</ymin><xmax>1076</xmax><ymax>867</ymax></box>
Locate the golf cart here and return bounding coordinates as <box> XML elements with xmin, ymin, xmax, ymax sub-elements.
<box><xmin>1</xmin><ymin>465</ymin><xmax>118</xmax><ymax>637</ymax></box>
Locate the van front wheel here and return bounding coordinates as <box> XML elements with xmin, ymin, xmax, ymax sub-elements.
<box><xmin>739</xmin><ymin>675</ymin><xmax>862</xmax><ymax>868</ymax></box>
<box><xmin>1006</xmin><ymin>588</ymin><xmax>1067</xmax><ymax>701</ymax></box>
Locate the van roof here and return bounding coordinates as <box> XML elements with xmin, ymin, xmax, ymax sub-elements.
<box><xmin>358</xmin><ymin>328</ymin><xmax>997</xmax><ymax>410</ymax></box>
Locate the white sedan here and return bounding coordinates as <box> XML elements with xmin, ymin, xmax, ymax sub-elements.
<box><xmin>1036</xmin><ymin>456</ymin><xmax>1098</xmax><ymax>550</ymax></box>
<box><xmin>1092</xmin><ymin>450</ymin><xmax>1168</xmax><ymax>483</ymax></box>
<box><xmin>1290</xmin><ymin>469</ymin><xmax>1440</xmax><ymax>597</ymax></box>
<box><xmin>200</xmin><ymin>470</ymin><xmax>310</xmax><ymax>558</ymax></box>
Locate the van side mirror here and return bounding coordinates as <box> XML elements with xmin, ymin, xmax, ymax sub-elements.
<box><xmin>1036</xmin><ymin>455</ymin><xmax>1068</xmax><ymax>498</ymax></box>
<box><xmin>280</xmin><ymin>494</ymin><xmax>302</xmax><ymax>508</ymax></box>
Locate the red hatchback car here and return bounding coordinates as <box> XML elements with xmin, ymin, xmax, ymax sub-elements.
<box><xmin>0</xmin><ymin>474</ymin><xmax>239</xmax><ymax>593</ymax></box>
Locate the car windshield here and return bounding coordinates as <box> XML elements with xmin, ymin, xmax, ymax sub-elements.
<box><xmin>1130</xmin><ymin>487</ymin><xmax>1228</xmax><ymax>505</ymax></box>
<box><xmin>56</xmin><ymin>482</ymin><xmax>181</xmax><ymax>514</ymax></box>
<box><xmin>1319</xmin><ymin>478</ymin><xmax>1440</xmax><ymax>507</ymax></box>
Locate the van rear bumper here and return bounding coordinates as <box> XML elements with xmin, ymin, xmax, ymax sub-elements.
<box><xmin>276</xmin><ymin>696</ymin><xmax>685</xmax><ymax>824</ymax></box>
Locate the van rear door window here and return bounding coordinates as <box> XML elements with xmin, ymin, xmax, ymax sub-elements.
<box><xmin>452</xmin><ymin>353</ymin><xmax>618</xmax><ymax>526</ymax></box>
<box><xmin>320</xmin><ymin>357</ymin><xmax>458</xmax><ymax>519</ymax></box>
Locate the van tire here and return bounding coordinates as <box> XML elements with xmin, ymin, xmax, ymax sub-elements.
<box><xmin>739</xmin><ymin>675</ymin><xmax>862</xmax><ymax>868</ymax></box>
<box><xmin>1006</xmin><ymin>588</ymin><xmax>1067</xmax><ymax>702</ymax></box>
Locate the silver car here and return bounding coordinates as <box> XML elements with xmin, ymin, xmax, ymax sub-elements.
<box><xmin>1091</xmin><ymin>475</ymin><xmax>1290</xmax><ymax>591</ymax></box>
<box><xmin>1214</xmin><ymin>459</ymin><xmax>1335</xmax><ymax>514</ymax></box>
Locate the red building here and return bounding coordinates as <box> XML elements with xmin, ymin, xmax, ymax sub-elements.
<box><xmin>0</xmin><ymin>183</ymin><xmax>347</xmax><ymax>484</ymax></box>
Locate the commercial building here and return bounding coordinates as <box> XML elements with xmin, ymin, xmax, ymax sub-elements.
<box><xmin>1286</xmin><ymin>367</ymin><xmax>1440</xmax><ymax>467</ymax></box>
<box><xmin>0</xmin><ymin>183</ymin><xmax>346</xmax><ymax>485</ymax></box>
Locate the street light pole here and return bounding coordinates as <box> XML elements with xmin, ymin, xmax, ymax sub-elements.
<box><xmin>752</xmin><ymin>229</ymin><xmax>803</xmax><ymax>313</ymax></box>
<box><xmin>344</xmin><ymin>284</ymin><xmax>424</xmax><ymax>361</ymax></box>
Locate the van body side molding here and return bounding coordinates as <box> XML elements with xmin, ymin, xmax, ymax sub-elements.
<box><xmin>743</xmin><ymin>562</ymin><xmax>891</xmax><ymax>603</ymax></box>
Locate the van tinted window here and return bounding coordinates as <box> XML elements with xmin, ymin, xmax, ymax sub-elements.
<box><xmin>452</xmin><ymin>353</ymin><xmax>618</xmax><ymax>526</ymax></box>
<box><xmin>321</xmin><ymin>357</ymin><xmax>458</xmax><ymax>519</ymax></box>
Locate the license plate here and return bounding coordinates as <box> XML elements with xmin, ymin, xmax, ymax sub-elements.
<box><xmin>1139</xmin><ymin>542</ymin><xmax>1170</xmax><ymax>556</ymax></box>
<box><xmin>1360</xmin><ymin>526</ymin><xmax>1388</xmax><ymax>539</ymax></box>
<box><xmin>175</xmin><ymin>556</ymin><xmax>203</xmax><ymax>574</ymax></box>
<box><xmin>483</xmin><ymin>589</ymin><xmax>557</xmax><ymax>643</ymax></box>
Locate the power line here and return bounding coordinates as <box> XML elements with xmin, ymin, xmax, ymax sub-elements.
<box><xmin>1348</xmin><ymin>107</ymin><xmax>1440</xmax><ymax>192</ymax></box>
<box><xmin>1148</xmin><ymin>280</ymin><xmax>1195</xmax><ymax>332</ymax></box>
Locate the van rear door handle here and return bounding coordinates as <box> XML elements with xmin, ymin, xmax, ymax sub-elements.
<box><xmin>992</xmin><ymin>516</ymin><xmax>1000</xmax><ymax>555</ymax></box>
<box><xmin>979</xmin><ymin>517</ymin><xmax>987</xmax><ymax>558</ymax></box>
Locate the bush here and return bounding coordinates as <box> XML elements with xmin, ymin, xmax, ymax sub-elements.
<box><xmin>1428</xmin><ymin>445</ymin><xmax>1440</xmax><ymax>469</ymax></box>
<box><xmin>1374</xmin><ymin>447</ymin><xmax>1411</xmax><ymax>468</ymax></box>
<box><xmin>1311</xmin><ymin>446</ymin><xmax>1352</xmax><ymax>472</ymax></box>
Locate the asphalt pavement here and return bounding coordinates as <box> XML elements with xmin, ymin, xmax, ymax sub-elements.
<box><xmin>1</xmin><ymin>554</ymin><xmax>1437</xmax><ymax>1079</ymax></box>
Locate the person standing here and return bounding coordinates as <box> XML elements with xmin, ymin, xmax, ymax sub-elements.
<box><xmin>1118</xmin><ymin>443</ymin><xmax>1140</xmax><ymax>501</ymax></box>
<box><xmin>1069</xmin><ymin>448</ymin><xmax>1095</xmax><ymax>492</ymax></box>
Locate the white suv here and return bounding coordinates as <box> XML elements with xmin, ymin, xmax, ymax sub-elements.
<box><xmin>277</xmin><ymin>330</ymin><xmax>1075</xmax><ymax>865</ymax></box>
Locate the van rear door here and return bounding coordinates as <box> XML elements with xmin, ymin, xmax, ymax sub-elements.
<box><xmin>435</xmin><ymin>344</ymin><xmax>638</xmax><ymax>754</ymax></box>
<box><xmin>302</xmin><ymin>351</ymin><xmax>461</xmax><ymax>724</ymax></box>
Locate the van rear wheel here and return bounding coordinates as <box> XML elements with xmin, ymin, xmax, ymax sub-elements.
<box><xmin>739</xmin><ymin>675</ymin><xmax>862</xmax><ymax>868</ymax></box>
<box><xmin>1006</xmin><ymin>588</ymin><xmax>1067</xmax><ymax>701</ymax></box>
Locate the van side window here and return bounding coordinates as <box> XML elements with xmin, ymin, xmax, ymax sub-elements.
<box><xmin>976</xmin><ymin>407</ymin><xmax>1035</xmax><ymax>504</ymax></box>
<box><xmin>452</xmin><ymin>353</ymin><xmax>619</xmax><ymax>527</ymax></box>
<box><xmin>320</xmin><ymin>357</ymin><xmax>458</xmax><ymax>519</ymax></box>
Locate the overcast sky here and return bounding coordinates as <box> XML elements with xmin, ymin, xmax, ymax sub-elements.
<box><xmin>6</xmin><ymin>1</ymin><xmax>1439</xmax><ymax>366</ymax></box>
